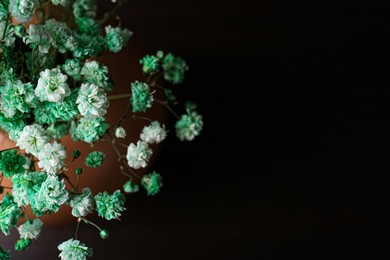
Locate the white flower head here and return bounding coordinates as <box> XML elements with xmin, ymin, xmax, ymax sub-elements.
<box><xmin>18</xmin><ymin>218</ymin><xmax>43</xmax><ymax>240</ymax></box>
<box><xmin>35</xmin><ymin>68</ymin><xmax>70</xmax><ymax>102</ymax></box>
<box><xmin>37</xmin><ymin>141</ymin><xmax>67</xmax><ymax>174</ymax></box>
<box><xmin>115</xmin><ymin>126</ymin><xmax>126</xmax><ymax>139</ymax></box>
<box><xmin>69</xmin><ymin>187</ymin><xmax>94</xmax><ymax>217</ymax></box>
<box><xmin>140</xmin><ymin>121</ymin><xmax>167</xmax><ymax>144</ymax></box>
<box><xmin>126</xmin><ymin>141</ymin><xmax>153</xmax><ymax>169</ymax></box>
<box><xmin>76</xmin><ymin>82</ymin><xmax>109</xmax><ymax>118</ymax></box>
<box><xmin>16</xmin><ymin>124</ymin><xmax>49</xmax><ymax>156</ymax></box>
<box><xmin>58</xmin><ymin>238</ymin><xmax>93</xmax><ymax>260</ymax></box>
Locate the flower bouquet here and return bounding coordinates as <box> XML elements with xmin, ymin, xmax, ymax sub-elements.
<box><xmin>0</xmin><ymin>0</ymin><xmax>203</xmax><ymax>258</ymax></box>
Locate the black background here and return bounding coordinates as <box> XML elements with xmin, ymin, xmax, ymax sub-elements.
<box><xmin>3</xmin><ymin>0</ymin><xmax>390</xmax><ymax>259</ymax></box>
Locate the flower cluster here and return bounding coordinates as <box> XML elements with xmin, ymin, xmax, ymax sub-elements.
<box><xmin>0</xmin><ymin>0</ymin><xmax>203</xmax><ymax>259</ymax></box>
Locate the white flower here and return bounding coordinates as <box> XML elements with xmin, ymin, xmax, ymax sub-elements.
<box><xmin>16</xmin><ymin>124</ymin><xmax>49</xmax><ymax>156</ymax></box>
<box><xmin>140</xmin><ymin>121</ymin><xmax>167</xmax><ymax>144</ymax></box>
<box><xmin>37</xmin><ymin>142</ymin><xmax>67</xmax><ymax>174</ymax></box>
<box><xmin>76</xmin><ymin>83</ymin><xmax>109</xmax><ymax>118</ymax></box>
<box><xmin>58</xmin><ymin>239</ymin><xmax>93</xmax><ymax>260</ymax></box>
<box><xmin>69</xmin><ymin>188</ymin><xmax>94</xmax><ymax>217</ymax></box>
<box><xmin>115</xmin><ymin>127</ymin><xmax>126</xmax><ymax>138</ymax></box>
<box><xmin>126</xmin><ymin>141</ymin><xmax>153</xmax><ymax>169</ymax></box>
<box><xmin>35</xmin><ymin>68</ymin><xmax>70</xmax><ymax>102</ymax></box>
<box><xmin>18</xmin><ymin>219</ymin><xmax>43</xmax><ymax>240</ymax></box>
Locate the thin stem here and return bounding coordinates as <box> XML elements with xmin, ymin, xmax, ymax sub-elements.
<box><xmin>81</xmin><ymin>218</ymin><xmax>101</xmax><ymax>231</ymax></box>
<box><xmin>99</xmin><ymin>0</ymin><xmax>128</xmax><ymax>25</ymax></box>
<box><xmin>75</xmin><ymin>218</ymin><xmax>81</xmax><ymax>239</ymax></box>
<box><xmin>107</xmin><ymin>92</ymin><xmax>131</xmax><ymax>101</ymax></box>
<box><xmin>155</xmin><ymin>99</ymin><xmax>181</xmax><ymax>119</ymax></box>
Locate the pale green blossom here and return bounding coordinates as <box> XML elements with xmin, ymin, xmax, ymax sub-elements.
<box><xmin>130</xmin><ymin>81</ymin><xmax>154</xmax><ymax>112</ymax></box>
<box><xmin>73</xmin><ymin>0</ymin><xmax>97</xmax><ymax>18</ymax></box>
<box><xmin>94</xmin><ymin>190</ymin><xmax>126</xmax><ymax>220</ymax></box>
<box><xmin>17</xmin><ymin>218</ymin><xmax>43</xmax><ymax>240</ymax></box>
<box><xmin>104</xmin><ymin>25</ymin><xmax>132</xmax><ymax>53</ymax></box>
<box><xmin>37</xmin><ymin>141</ymin><xmax>67</xmax><ymax>174</ymax></box>
<box><xmin>76</xmin><ymin>83</ymin><xmax>109</xmax><ymax>118</ymax></box>
<box><xmin>50</xmin><ymin>0</ymin><xmax>70</xmax><ymax>6</ymax></box>
<box><xmin>126</xmin><ymin>141</ymin><xmax>152</xmax><ymax>169</ymax></box>
<box><xmin>115</xmin><ymin>126</ymin><xmax>126</xmax><ymax>138</ymax></box>
<box><xmin>9</xmin><ymin>0</ymin><xmax>38</xmax><ymax>23</ymax></box>
<box><xmin>69</xmin><ymin>187</ymin><xmax>94</xmax><ymax>217</ymax></box>
<box><xmin>0</xmin><ymin>79</ymin><xmax>37</xmax><ymax>118</ymax></box>
<box><xmin>141</xmin><ymin>171</ymin><xmax>163</xmax><ymax>196</ymax></box>
<box><xmin>44</xmin><ymin>19</ymin><xmax>78</xmax><ymax>53</ymax></box>
<box><xmin>0</xmin><ymin>193</ymin><xmax>24</xmax><ymax>235</ymax></box>
<box><xmin>80</xmin><ymin>60</ymin><xmax>111</xmax><ymax>89</ymax></box>
<box><xmin>58</xmin><ymin>238</ymin><xmax>93</xmax><ymax>260</ymax></box>
<box><xmin>35</xmin><ymin>68</ymin><xmax>70</xmax><ymax>102</ymax></box>
<box><xmin>71</xmin><ymin>116</ymin><xmax>109</xmax><ymax>143</ymax></box>
<box><xmin>16</xmin><ymin>124</ymin><xmax>49</xmax><ymax>156</ymax></box>
<box><xmin>11</xmin><ymin>171</ymin><xmax>47</xmax><ymax>207</ymax></box>
<box><xmin>140</xmin><ymin>121</ymin><xmax>167</xmax><ymax>144</ymax></box>
<box><xmin>33</xmin><ymin>175</ymin><xmax>69</xmax><ymax>214</ymax></box>
<box><xmin>175</xmin><ymin>109</ymin><xmax>203</xmax><ymax>141</ymax></box>
<box><xmin>23</xmin><ymin>24</ymin><xmax>52</xmax><ymax>54</ymax></box>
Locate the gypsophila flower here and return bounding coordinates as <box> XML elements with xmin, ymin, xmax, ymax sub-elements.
<box><xmin>176</xmin><ymin>109</ymin><xmax>203</xmax><ymax>141</ymax></box>
<box><xmin>115</xmin><ymin>126</ymin><xmax>126</xmax><ymax>138</ymax></box>
<box><xmin>62</xmin><ymin>58</ymin><xmax>82</xmax><ymax>79</ymax></box>
<box><xmin>123</xmin><ymin>180</ymin><xmax>139</xmax><ymax>193</ymax></box>
<box><xmin>44</xmin><ymin>19</ymin><xmax>79</xmax><ymax>53</ymax></box>
<box><xmin>73</xmin><ymin>0</ymin><xmax>97</xmax><ymax>18</ymax></box>
<box><xmin>130</xmin><ymin>81</ymin><xmax>154</xmax><ymax>112</ymax></box>
<box><xmin>72</xmin><ymin>116</ymin><xmax>109</xmax><ymax>143</ymax></box>
<box><xmin>69</xmin><ymin>187</ymin><xmax>94</xmax><ymax>217</ymax></box>
<box><xmin>0</xmin><ymin>79</ymin><xmax>37</xmax><ymax>118</ymax></box>
<box><xmin>126</xmin><ymin>141</ymin><xmax>153</xmax><ymax>169</ymax></box>
<box><xmin>50</xmin><ymin>0</ymin><xmax>69</xmax><ymax>6</ymax></box>
<box><xmin>58</xmin><ymin>238</ymin><xmax>93</xmax><ymax>260</ymax></box>
<box><xmin>0</xmin><ymin>193</ymin><xmax>24</xmax><ymax>235</ymax></box>
<box><xmin>80</xmin><ymin>60</ymin><xmax>111</xmax><ymax>90</ymax></box>
<box><xmin>76</xmin><ymin>83</ymin><xmax>109</xmax><ymax>118</ymax></box>
<box><xmin>17</xmin><ymin>219</ymin><xmax>43</xmax><ymax>240</ymax></box>
<box><xmin>85</xmin><ymin>151</ymin><xmax>105</xmax><ymax>167</ymax></box>
<box><xmin>139</xmin><ymin>54</ymin><xmax>160</xmax><ymax>74</ymax></box>
<box><xmin>104</xmin><ymin>25</ymin><xmax>132</xmax><ymax>53</ymax></box>
<box><xmin>33</xmin><ymin>175</ymin><xmax>69</xmax><ymax>215</ymax></box>
<box><xmin>37</xmin><ymin>141</ymin><xmax>67</xmax><ymax>174</ymax></box>
<box><xmin>11</xmin><ymin>171</ymin><xmax>47</xmax><ymax>207</ymax></box>
<box><xmin>0</xmin><ymin>149</ymin><xmax>26</xmax><ymax>178</ymax></box>
<box><xmin>0</xmin><ymin>246</ymin><xmax>10</xmax><ymax>259</ymax></box>
<box><xmin>140</xmin><ymin>121</ymin><xmax>167</xmax><ymax>144</ymax></box>
<box><xmin>9</xmin><ymin>0</ymin><xmax>38</xmax><ymax>23</ymax></box>
<box><xmin>141</xmin><ymin>171</ymin><xmax>163</xmax><ymax>196</ymax></box>
<box><xmin>95</xmin><ymin>190</ymin><xmax>126</xmax><ymax>220</ymax></box>
<box><xmin>35</xmin><ymin>68</ymin><xmax>70</xmax><ymax>102</ymax></box>
<box><xmin>162</xmin><ymin>53</ymin><xmax>188</xmax><ymax>84</ymax></box>
<box><xmin>16</xmin><ymin>124</ymin><xmax>49</xmax><ymax>156</ymax></box>
<box><xmin>23</xmin><ymin>24</ymin><xmax>52</xmax><ymax>54</ymax></box>
<box><xmin>46</xmin><ymin>121</ymin><xmax>71</xmax><ymax>139</ymax></box>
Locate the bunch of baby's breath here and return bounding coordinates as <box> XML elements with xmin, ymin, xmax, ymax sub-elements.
<box><xmin>0</xmin><ymin>0</ymin><xmax>203</xmax><ymax>258</ymax></box>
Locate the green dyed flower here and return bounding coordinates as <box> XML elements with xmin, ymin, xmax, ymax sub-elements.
<box><xmin>51</xmin><ymin>0</ymin><xmax>70</xmax><ymax>6</ymax></box>
<box><xmin>46</xmin><ymin>121</ymin><xmax>71</xmax><ymax>139</ymax></box>
<box><xmin>9</xmin><ymin>0</ymin><xmax>38</xmax><ymax>23</ymax></box>
<box><xmin>95</xmin><ymin>190</ymin><xmax>126</xmax><ymax>220</ymax></box>
<box><xmin>73</xmin><ymin>0</ymin><xmax>97</xmax><ymax>18</ymax></box>
<box><xmin>123</xmin><ymin>180</ymin><xmax>139</xmax><ymax>193</ymax></box>
<box><xmin>14</xmin><ymin>24</ymin><xmax>26</xmax><ymax>38</ymax></box>
<box><xmin>85</xmin><ymin>151</ymin><xmax>105</xmax><ymax>167</ymax></box>
<box><xmin>141</xmin><ymin>171</ymin><xmax>163</xmax><ymax>196</ymax></box>
<box><xmin>0</xmin><ymin>246</ymin><xmax>10</xmax><ymax>260</ymax></box>
<box><xmin>80</xmin><ymin>60</ymin><xmax>111</xmax><ymax>90</ymax></box>
<box><xmin>35</xmin><ymin>68</ymin><xmax>70</xmax><ymax>102</ymax></box>
<box><xmin>130</xmin><ymin>81</ymin><xmax>154</xmax><ymax>112</ymax></box>
<box><xmin>0</xmin><ymin>79</ymin><xmax>37</xmax><ymax>118</ymax></box>
<box><xmin>62</xmin><ymin>58</ymin><xmax>82</xmax><ymax>79</ymax></box>
<box><xmin>32</xmin><ymin>175</ymin><xmax>69</xmax><ymax>215</ymax></box>
<box><xmin>126</xmin><ymin>141</ymin><xmax>153</xmax><ymax>169</ymax></box>
<box><xmin>23</xmin><ymin>24</ymin><xmax>52</xmax><ymax>54</ymax></box>
<box><xmin>69</xmin><ymin>187</ymin><xmax>94</xmax><ymax>217</ymax></box>
<box><xmin>14</xmin><ymin>238</ymin><xmax>32</xmax><ymax>251</ymax></box>
<box><xmin>44</xmin><ymin>19</ymin><xmax>78</xmax><ymax>53</ymax></box>
<box><xmin>0</xmin><ymin>149</ymin><xmax>26</xmax><ymax>178</ymax></box>
<box><xmin>104</xmin><ymin>25</ymin><xmax>132</xmax><ymax>53</ymax></box>
<box><xmin>58</xmin><ymin>238</ymin><xmax>93</xmax><ymax>260</ymax></box>
<box><xmin>139</xmin><ymin>54</ymin><xmax>160</xmax><ymax>74</ymax></box>
<box><xmin>99</xmin><ymin>229</ymin><xmax>109</xmax><ymax>239</ymax></box>
<box><xmin>11</xmin><ymin>171</ymin><xmax>47</xmax><ymax>207</ymax></box>
<box><xmin>162</xmin><ymin>53</ymin><xmax>188</xmax><ymax>84</ymax></box>
<box><xmin>17</xmin><ymin>218</ymin><xmax>43</xmax><ymax>239</ymax></box>
<box><xmin>0</xmin><ymin>0</ymin><xmax>9</xmax><ymax>19</ymax></box>
<box><xmin>0</xmin><ymin>193</ymin><xmax>24</xmax><ymax>235</ymax></box>
<box><xmin>76</xmin><ymin>83</ymin><xmax>109</xmax><ymax>118</ymax></box>
<box><xmin>16</xmin><ymin>124</ymin><xmax>49</xmax><ymax>156</ymax></box>
<box><xmin>72</xmin><ymin>116</ymin><xmax>109</xmax><ymax>143</ymax></box>
<box><xmin>175</xmin><ymin>109</ymin><xmax>203</xmax><ymax>141</ymax></box>
<box><xmin>114</xmin><ymin>126</ymin><xmax>126</xmax><ymax>138</ymax></box>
